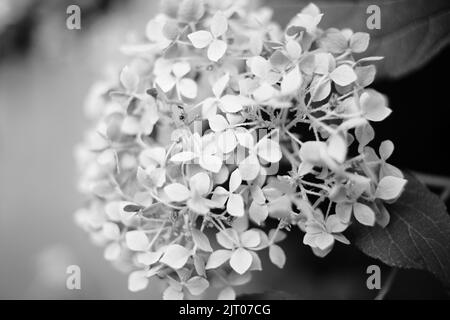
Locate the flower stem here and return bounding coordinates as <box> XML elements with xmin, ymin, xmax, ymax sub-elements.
<box><xmin>412</xmin><ymin>171</ymin><xmax>450</xmax><ymax>201</ymax></box>
<box><xmin>374</xmin><ymin>268</ymin><xmax>398</xmax><ymax>300</ymax></box>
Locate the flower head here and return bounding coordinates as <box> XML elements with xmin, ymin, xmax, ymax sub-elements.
<box><xmin>76</xmin><ymin>0</ymin><xmax>402</xmax><ymax>300</ymax></box>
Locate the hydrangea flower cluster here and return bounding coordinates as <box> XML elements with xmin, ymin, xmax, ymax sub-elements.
<box><xmin>75</xmin><ymin>0</ymin><xmax>407</xmax><ymax>299</ymax></box>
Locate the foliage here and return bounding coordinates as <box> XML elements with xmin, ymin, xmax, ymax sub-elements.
<box><xmin>354</xmin><ymin>173</ymin><xmax>450</xmax><ymax>287</ymax></box>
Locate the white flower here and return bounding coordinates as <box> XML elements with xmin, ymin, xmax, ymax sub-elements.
<box><xmin>310</xmin><ymin>53</ymin><xmax>358</xmax><ymax>101</ymax></box>
<box><xmin>145</xmin><ymin>14</ymin><xmax>173</xmax><ymax>49</ymax></box>
<box><xmin>154</xmin><ymin>59</ymin><xmax>198</xmax><ymax>99</ymax></box>
<box><xmin>201</xmin><ymin>73</ymin><xmax>254</xmax><ymax>118</ymax></box>
<box><xmin>188</xmin><ymin>11</ymin><xmax>228</xmax><ymax>61</ymax></box>
<box><xmin>170</xmin><ymin>132</ymin><xmax>223</xmax><ymax>173</ymax></box>
<box><xmin>246</xmin><ymin>56</ymin><xmax>281</xmax><ymax>102</ymax></box>
<box><xmin>303</xmin><ymin>213</ymin><xmax>349</xmax><ymax>257</ymax></box>
<box><xmin>206</xmin><ymin>228</ymin><xmax>261</xmax><ymax>274</ymax></box>
<box><xmin>238</xmin><ymin>134</ymin><xmax>282</xmax><ymax>181</ymax></box>
<box><xmin>164</xmin><ymin>172</ymin><xmax>218</xmax><ymax>214</ymax></box>
<box><xmin>137</xmin><ymin>146</ymin><xmax>167</xmax><ymax>188</ymax></box>
<box><xmin>208</xmin><ymin>114</ymin><xmax>245</xmax><ymax>153</ymax></box>
<box><xmin>298</xmin><ymin>133</ymin><xmax>348</xmax><ymax>173</ymax></box>
<box><xmin>288</xmin><ymin>3</ymin><xmax>323</xmax><ymax>34</ymax></box>
<box><xmin>120</xmin><ymin>96</ymin><xmax>159</xmax><ymax>136</ymax></box>
<box><xmin>212</xmin><ymin>169</ymin><xmax>245</xmax><ymax>217</ymax></box>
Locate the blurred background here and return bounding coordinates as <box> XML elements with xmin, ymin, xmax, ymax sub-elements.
<box><xmin>0</xmin><ymin>0</ymin><xmax>449</xmax><ymax>299</ymax></box>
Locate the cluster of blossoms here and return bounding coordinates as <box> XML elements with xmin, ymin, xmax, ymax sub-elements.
<box><xmin>75</xmin><ymin>0</ymin><xmax>407</xmax><ymax>299</ymax></box>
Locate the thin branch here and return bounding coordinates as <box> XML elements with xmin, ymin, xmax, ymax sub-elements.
<box><xmin>412</xmin><ymin>171</ymin><xmax>450</xmax><ymax>202</ymax></box>
<box><xmin>374</xmin><ymin>268</ymin><xmax>398</xmax><ymax>300</ymax></box>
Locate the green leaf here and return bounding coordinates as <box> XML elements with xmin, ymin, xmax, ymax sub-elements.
<box><xmin>353</xmin><ymin>173</ymin><xmax>450</xmax><ymax>287</ymax></box>
<box><xmin>269</xmin><ymin>0</ymin><xmax>450</xmax><ymax>78</ymax></box>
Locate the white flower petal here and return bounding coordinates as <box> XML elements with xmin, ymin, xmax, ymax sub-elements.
<box><xmin>216</xmin><ymin>228</ymin><xmax>239</xmax><ymax>249</ymax></box>
<box><xmin>155</xmin><ymin>74</ymin><xmax>176</xmax><ymax>92</ymax></box>
<box><xmin>327</xmin><ymin>134</ymin><xmax>347</xmax><ymax>163</ymax></box>
<box><xmin>172</xmin><ymin>61</ymin><xmax>191</xmax><ymax>78</ymax></box>
<box><xmin>335</xmin><ymin>202</ymin><xmax>353</xmax><ymax>223</ymax></box>
<box><xmin>229</xmin><ymin>169</ymin><xmax>242</xmax><ymax>193</ymax></box>
<box><xmin>163</xmin><ymin>286</ymin><xmax>184</xmax><ymax>300</ymax></box>
<box><xmin>137</xmin><ymin>251</ymin><xmax>163</xmax><ymax>265</ymax></box>
<box><xmin>140</xmin><ymin>146</ymin><xmax>166</xmax><ymax>166</ymax></box>
<box><xmin>212</xmin><ymin>73</ymin><xmax>230</xmax><ymax>98</ymax></box>
<box><xmin>299</xmin><ymin>141</ymin><xmax>327</xmax><ymax>165</ymax></box>
<box><xmin>185</xmin><ymin>276</ymin><xmax>209</xmax><ymax>295</ymax></box>
<box><xmin>160</xmin><ymin>244</ymin><xmax>191</xmax><ymax>269</ymax></box>
<box><xmin>238</xmin><ymin>154</ymin><xmax>260</xmax><ymax>181</ymax></box>
<box><xmin>202</xmin><ymin>98</ymin><xmax>218</xmax><ymax>119</ymax></box>
<box><xmin>281</xmin><ymin>65</ymin><xmax>302</xmax><ymax>95</ymax></box>
<box><xmin>189</xmin><ymin>172</ymin><xmax>211</xmax><ymax>195</ymax></box>
<box><xmin>379</xmin><ymin>140</ymin><xmax>394</xmax><ymax>160</ymax></box>
<box><xmin>164</xmin><ymin>183</ymin><xmax>190</xmax><ymax>202</ymax></box>
<box><xmin>207</xmin><ymin>39</ymin><xmax>227</xmax><ymax>62</ymax></box>
<box><xmin>188</xmin><ymin>30</ymin><xmax>213</xmax><ymax>48</ymax></box>
<box><xmin>353</xmin><ymin>202</ymin><xmax>376</xmax><ymax>226</ymax></box>
<box><xmin>219</xmin><ymin>95</ymin><xmax>245</xmax><ymax>113</ymax></box>
<box><xmin>102</xmin><ymin>222</ymin><xmax>120</xmax><ymax>240</ymax></box>
<box><xmin>128</xmin><ymin>270</ymin><xmax>149</xmax><ymax>292</ymax></box>
<box><xmin>253</xmin><ymin>83</ymin><xmax>276</xmax><ymax>102</ymax></box>
<box><xmin>125</xmin><ymin>230</ymin><xmax>149</xmax><ymax>251</ymax></box>
<box><xmin>325</xmin><ymin>215</ymin><xmax>348</xmax><ymax>233</ymax></box>
<box><xmin>208</xmin><ymin>114</ymin><xmax>229</xmax><ymax>132</ymax></box>
<box><xmin>311</xmin><ymin>78</ymin><xmax>331</xmax><ymax>102</ymax></box>
<box><xmin>210</xmin><ymin>11</ymin><xmax>228</xmax><ymax>37</ymax></box>
<box><xmin>227</xmin><ymin>193</ymin><xmax>245</xmax><ymax>217</ymax></box>
<box><xmin>187</xmin><ymin>198</ymin><xmax>211</xmax><ymax>215</ymax></box>
<box><xmin>192</xmin><ymin>229</ymin><xmax>213</xmax><ymax>252</ymax></box>
<box><xmin>218</xmin><ymin>130</ymin><xmax>237</xmax><ymax>154</ymax></box>
<box><xmin>235</xmin><ymin>128</ymin><xmax>255</xmax><ymax>149</ymax></box>
<box><xmin>179</xmin><ymin>78</ymin><xmax>198</xmax><ymax>99</ymax></box>
<box><xmin>314</xmin><ymin>52</ymin><xmax>333</xmax><ymax>74</ymax></box>
<box><xmin>212</xmin><ymin>186</ymin><xmax>229</xmax><ymax>207</ymax></box>
<box><xmin>249</xmin><ymin>201</ymin><xmax>268</xmax><ymax>225</ymax></box>
<box><xmin>269</xmin><ymin>244</ymin><xmax>286</xmax><ymax>268</ymax></box>
<box><xmin>375</xmin><ymin>176</ymin><xmax>407</xmax><ymax>201</ymax></box>
<box><xmin>360</xmin><ymin>90</ymin><xmax>392</xmax><ymax>122</ymax></box>
<box><xmin>120</xmin><ymin>66</ymin><xmax>139</xmax><ymax>91</ymax></box>
<box><xmin>218</xmin><ymin>287</ymin><xmax>236</xmax><ymax>300</ymax></box>
<box><xmin>249</xmin><ymin>56</ymin><xmax>270</xmax><ymax>79</ymax></box>
<box><xmin>206</xmin><ymin>249</ymin><xmax>232</xmax><ymax>269</ymax></box>
<box><xmin>350</xmin><ymin>32</ymin><xmax>370</xmax><ymax>53</ymax></box>
<box><xmin>121</xmin><ymin>116</ymin><xmax>140</xmax><ymax>135</ymax></box>
<box><xmin>170</xmin><ymin>151</ymin><xmax>196</xmax><ymax>162</ymax></box>
<box><xmin>153</xmin><ymin>58</ymin><xmax>173</xmax><ymax>76</ymax></box>
<box><xmin>315</xmin><ymin>232</ymin><xmax>335</xmax><ymax>251</ymax></box>
<box><xmin>230</xmin><ymin>248</ymin><xmax>252</xmax><ymax>274</ymax></box>
<box><xmin>257</xmin><ymin>138</ymin><xmax>282</xmax><ymax>163</ymax></box>
<box><xmin>330</xmin><ymin>65</ymin><xmax>357</xmax><ymax>86</ymax></box>
<box><xmin>240</xmin><ymin>229</ymin><xmax>261</xmax><ymax>248</ymax></box>
<box><xmin>104</xmin><ymin>242</ymin><xmax>121</xmax><ymax>261</ymax></box>
<box><xmin>199</xmin><ymin>154</ymin><xmax>222</xmax><ymax>173</ymax></box>
<box><xmin>214</xmin><ymin>165</ymin><xmax>229</xmax><ymax>185</ymax></box>
<box><xmin>286</xmin><ymin>40</ymin><xmax>302</xmax><ymax>60</ymax></box>
<box><xmin>105</xmin><ymin>202</ymin><xmax>122</xmax><ymax>221</ymax></box>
